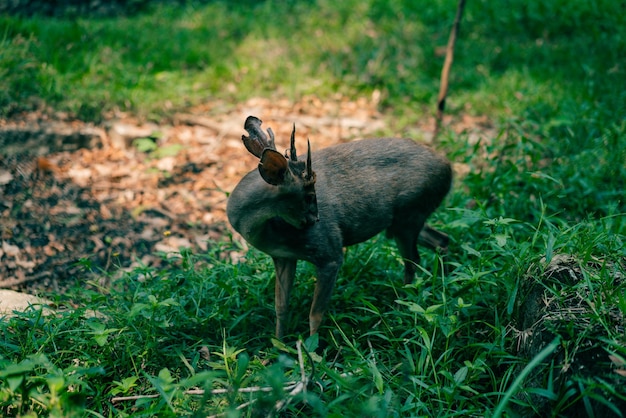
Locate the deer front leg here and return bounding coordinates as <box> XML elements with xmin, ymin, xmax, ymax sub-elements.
<box><xmin>273</xmin><ymin>257</ymin><xmax>297</xmax><ymax>339</ymax></box>
<box><xmin>309</xmin><ymin>258</ymin><xmax>342</xmax><ymax>335</ymax></box>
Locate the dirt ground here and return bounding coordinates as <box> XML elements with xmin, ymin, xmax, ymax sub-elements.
<box><xmin>0</xmin><ymin>94</ymin><xmax>487</xmax><ymax>299</ymax></box>
<box><xmin>0</xmin><ymin>95</ymin><xmax>392</xmax><ymax>294</ymax></box>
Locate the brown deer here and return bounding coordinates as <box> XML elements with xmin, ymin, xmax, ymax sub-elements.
<box><xmin>227</xmin><ymin>116</ymin><xmax>452</xmax><ymax>338</ymax></box>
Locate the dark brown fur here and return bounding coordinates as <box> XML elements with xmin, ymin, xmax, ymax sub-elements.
<box><xmin>227</xmin><ymin>116</ymin><xmax>452</xmax><ymax>338</ymax></box>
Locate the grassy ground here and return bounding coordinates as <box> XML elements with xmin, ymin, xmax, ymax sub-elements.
<box><xmin>1</xmin><ymin>0</ymin><xmax>625</xmax><ymax>416</ymax></box>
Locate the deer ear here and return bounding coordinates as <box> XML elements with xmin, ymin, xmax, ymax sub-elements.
<box><xmin>259</xmin><ymin>149</ymin><xmax>289</xmax><ymax>185</ymax></box>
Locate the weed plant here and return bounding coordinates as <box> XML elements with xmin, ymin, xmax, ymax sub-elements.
<box><xmin>1</xmin><ymin>0</ymin><xmax>625</xmax><ymax>416</ymax></box>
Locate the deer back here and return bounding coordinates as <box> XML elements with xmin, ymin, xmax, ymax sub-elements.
<box><xmin>308</xmin><ymin>138</ymin><xmax>451</xmax><ymax>246</ymax></box>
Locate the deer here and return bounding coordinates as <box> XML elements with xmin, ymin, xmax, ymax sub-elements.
<box><xmin>227</xmin><ymin>116</ymin><xmax>452</xmax><ymax>338</ymax></box>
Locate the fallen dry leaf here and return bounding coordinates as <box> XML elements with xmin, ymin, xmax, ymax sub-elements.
<box><xmin>0</xmin><ymin>169</ymin><xmax>13</xmax><ymax>185</ymax></box>
<box><xmin>2</xmin><ymin>241</ymin><xmax>20</xmax><ymax>257</ymax></box>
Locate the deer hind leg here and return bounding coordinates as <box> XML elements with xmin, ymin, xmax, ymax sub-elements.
<box><xmin>309</xmin><ymin>257</ymin><xmax>342</xmax><ymax>335</ymax></box>
<box><xmin>418</xmin><ymin>224</ymin><xmax>450</xmax><ymax>252</ymax></box>
<box><xmin>389</xmin><ymin>218</ymin><xmax>426</xmax><ymax>284</ymax></box>
<box><xmin>273</xmin><ymin>257</ymin><xmax>297</xmax><ymax>339</ymax></box>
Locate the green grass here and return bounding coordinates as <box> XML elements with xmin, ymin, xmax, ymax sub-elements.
<box><xmin>1</xmin><ymin>0</ymin><xmax>626</xmax><ymax>416</ymax></box>
<box><xmin>2</xmin><ymin>0</ymin><xmax>624</xmax><ymax>126</ymax></box>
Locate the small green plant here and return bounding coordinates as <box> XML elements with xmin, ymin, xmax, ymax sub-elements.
<box><xmin>0</xmin><ymin>353</ymin><xmax>105</xmax><ymax>416</ymax></box>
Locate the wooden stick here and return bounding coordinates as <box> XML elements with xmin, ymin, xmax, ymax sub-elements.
<box><xmin>434</xmin><ymin>0</ymin><xmax>467</xmax><ymax>142</ymax></box>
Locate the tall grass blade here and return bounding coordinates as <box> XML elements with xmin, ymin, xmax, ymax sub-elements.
<box><xmin>493</xmin><ymin>337</ymin><xmax>560</xmax><ymax>418</ymax></box>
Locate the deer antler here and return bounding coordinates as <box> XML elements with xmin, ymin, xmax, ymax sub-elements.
<box><xmin>242</xmin><ymin>116</ymin><xmax>276</xmax><ymax>158</ymax></box>
<box><xmin>305</xmin><ymin>139</ymin><xmax>315</xmax><ymax>185</ymax></box>
<box><xmin>243</xmin><ymin>116</ymin><xmax>315</xmax><ymax>186</ymax></box>
<box><xmin>288</xmin><ymin>124</ymin><xmax>298</xmax><ymax>161</ymax></box>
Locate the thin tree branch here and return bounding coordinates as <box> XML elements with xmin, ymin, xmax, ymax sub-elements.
<box><xmin>434</xmin><ymin>0</ymin><xmax>467</xmax><ymax>142</ymax></box>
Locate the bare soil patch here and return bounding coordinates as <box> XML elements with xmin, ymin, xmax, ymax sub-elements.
<box><xmin>1</xmin><ymin>94</ymin><xmax>491</xmax><ymax>299</ymax></box>
<box><xmin>1</xmin><ymin>95</ymin><xmax>398</xmax><ymax>294</ymax></box>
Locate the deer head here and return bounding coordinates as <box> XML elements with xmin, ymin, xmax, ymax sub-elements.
<box><xmin>242</xmin><ymin>116</ymin><xmax>318</xmax><ymax>228</ymax></box>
